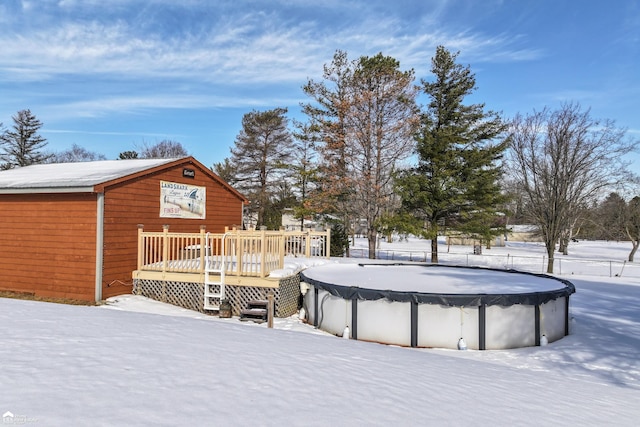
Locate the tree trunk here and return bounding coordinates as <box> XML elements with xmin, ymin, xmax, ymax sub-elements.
<box><xmin>431</xmin><ymin>236</ymin><xmax>438</xmax><ymax>263</ymax></box>
<box><xmin>629</xmin><ymin>240</ymin><xmax>639</xmax><ymax>262</ymax></box>
<box><xmin>345</xmin><ymin>214</ymin><xmax>351</xmax><ymax>258</ymax></box>
<box><xmin>545</xmin><ymin>241</ymin><xmax>555</xmax><ymax>274</ymax></box>
<box><xmin>546</xmin><ymin>256</ymin><xmax>554</xmax><ymax>274</ymax></box>
<box><xmin>430</xmin><ymin>219</ymin><xmax>439</xmax><ymax>263</ymax></box>
<box><xmin>367</xmin><ymin>228</ymin><xmax>377</xmax><ymax>259</ymax></box>
<box><xmin>561</xmin><ymin>236</ymin><xmax>569</xmax><ymax>255</ymax></box>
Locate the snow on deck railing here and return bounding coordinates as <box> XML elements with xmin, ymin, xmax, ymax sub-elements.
<box><xmin>136</xmin><ymin>225</ymin><xmax>330</xmax><ymax>278</ymax></box>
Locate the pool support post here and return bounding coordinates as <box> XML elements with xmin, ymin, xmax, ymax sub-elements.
<box><xmin>411</xmin><ymin>300</ymin><xmax>418</xmax><ymax>347</ymax></box>
<box><xmin>565</xmin><ymin>296</ymin><xmax>570</xmax><ymax>336</ymax></box>
<box><xmin>535</xmin><ymin>304</ymin><xmax>541</xmax><ymax>346</ymax></box>
<box><xmin>351</xmin><ymin>298</ymin><xmax>358</xmax><ymax>340</ymax></box>
<box><xmin>479</xmin><ymin>304</ymin><xmax>486</xmax><ymax>350</ymax></box>
<box><xmin>313</xmin><ymin>287</ymin><xmax>319</xmax><ymax>328</ymax></box>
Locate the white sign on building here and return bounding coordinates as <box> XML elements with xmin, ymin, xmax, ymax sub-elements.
<box><xmin>160</xmin><ymin>181</ymin><xmax>206</xmax><ymax>219</ymax></box>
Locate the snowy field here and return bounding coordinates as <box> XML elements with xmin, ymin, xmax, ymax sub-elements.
<box><xmin>351</xmin><ymin>237</ymin><xmax>640</xmax><ymax>279</ymax></box>
<box><xmin>1</xmin><ymin>238</ymin><xmax>639</xmax><ymax>426</ymax></box>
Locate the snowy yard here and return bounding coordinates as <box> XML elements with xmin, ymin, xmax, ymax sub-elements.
<box><xmin>1</xmin><ymin>239</ymin><xmax>639</xmax><ymax>426</ymax></box>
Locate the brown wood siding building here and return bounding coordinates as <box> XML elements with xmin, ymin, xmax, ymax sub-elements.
<box><xmin>0</xmin><ymin>192</ymin><xmax>97</xmax><ymax>300</ymax></box>
<box><xmin>0</xmin><ymin>157</ymin><xmax>246</xmax><ymax>302</ymax></box>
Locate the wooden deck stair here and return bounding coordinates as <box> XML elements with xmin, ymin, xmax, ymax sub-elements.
<box><xmin>239</xmin><ymin>300</ymin><xmax>269</xmax><ymax>323</ymax></box>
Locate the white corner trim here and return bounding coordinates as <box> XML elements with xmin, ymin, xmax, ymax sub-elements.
<box><xmin>95</xmin><ymin>193</ymin><xmax>105</xmax><ymax>301</ymax></box>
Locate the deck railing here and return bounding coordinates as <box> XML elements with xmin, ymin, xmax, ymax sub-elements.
<box><xmin>136</xmin><ymin>225</ymin><xmax>331</xmax><ymax>278</ymax></box>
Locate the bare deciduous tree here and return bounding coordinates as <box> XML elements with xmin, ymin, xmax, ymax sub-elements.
<box><xmin>138</xmin><ymin>140</ymin><xmax>189</xmax><ymax>159</ymax></box>
<box><xmin>625</xmin><ymin>196</ymin><xmax>640</xmax><ymax>262</ymax></box>
<box><xmin>348</xmin><ymin>54</ymin><xmax>420</xmax><ymax>258</ymax></box>
<box><xmin>507</xmin><ymin>103</ymin><xmax>637</xmax><ymax>273</ymax></box>
<box><xmin>302</xmin><ymin>50</ymin><xmax>358</xmax><ymax>255</ymax></box>
<box><xmin>48</xmin><ymin>144</ymin><xmax>107</xmax><ymax>163</ymax></box>
<box><xmin>303</xmin><ymin>51</ymin><xmax>419</xmax><ymax>258</ymax></box>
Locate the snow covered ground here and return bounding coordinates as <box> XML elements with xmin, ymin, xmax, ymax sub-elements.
<box><xmin>1</xmin><ymin>238</ymin><xmax>639</xmax><ymax>426</ymax></box>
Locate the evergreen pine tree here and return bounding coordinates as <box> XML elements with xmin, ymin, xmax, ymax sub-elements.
<box><xmin>0</xmin><ymin>109</ymin><xmax>51</xmax><ymax>168</ymax></box>
<box><xmin>226</xmin><ymin>108</ymin><xmax>294</xmax><ymax>228</ymax></box>
<box><xmin>328</xmin><ymin>220</ymin><xmax>349</xmax><ymax>257</ymax></box>
<box><xmin>394</xmin><ymin>46</ymin><xmax>509</xmax><ymax>262</ymax></box>
<box><xmin>119</xmin><ymin>151</ymin><xmax>139</xmax><ymax>159</ymax></box>
<box><xmin>290</xmin><ymin>121</ymin><xmax>319</xmax><ymax>231</ymax></box>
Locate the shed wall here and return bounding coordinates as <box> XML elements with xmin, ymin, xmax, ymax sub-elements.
<box><xmin>101</xmin><ymin>162</ymin><xmax>243</xmax><ymax>298</ymax></box>
<box><xmin>0</xmin><ymin>193</ymin><xmax>97</xmax><ymax>300</ymax></box>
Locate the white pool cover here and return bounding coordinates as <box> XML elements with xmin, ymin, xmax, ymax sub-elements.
<box><xmin>301</xmin><ymin>263</ymin><xmax>575</xmax><ymax>350</ymax></box>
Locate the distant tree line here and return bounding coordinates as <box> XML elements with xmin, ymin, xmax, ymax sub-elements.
<box><xmin>214</xmin><ymin>46</ymin><xmax>638</xmax><ymax>267</ymax></box>
<box><xmin>0</xmin><ymin>109</ymin><xmax>189</xmax><ymax>169</ymax></box>
<box><xmin>2</xmin><ymin>45</ymin><xmax>638</xmax><ymax>269</ymax></box>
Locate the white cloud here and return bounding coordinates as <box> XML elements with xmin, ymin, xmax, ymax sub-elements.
<box><xmin>34</xmin><ymin>91</ymin><xmax>304</xmax><ymax>121</ymax></box>
<box><xmin>0</xmin><ymin>0</ymin><xmax>546</xmax><ymax>122</ymax></box>
<box><xmin>20</xmin><ymin>0</ymin><xmax>34</xmax><ymax>11</ymax></box>
<box><xmin>42</xmin><ymin>128</ymin><xmax>184</xmax><ymax>139</ymax></box>
<box><xmin>0</xmin><ymin>18</ymin><xmax>320</xmax><ymax>83</ymax></box>
<box><xmin>0</xmin><ymin>2</ymin><xmax>539</xmax><ymax>86</ymax></box>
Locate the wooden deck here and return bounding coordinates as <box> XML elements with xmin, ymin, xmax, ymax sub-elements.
<box><xmin>132</xmin><ymin>226</ymin><xmax>330</xmax><ymax>286</ymax></box>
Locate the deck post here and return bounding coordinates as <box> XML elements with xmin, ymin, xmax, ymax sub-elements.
<box><xmin>305</xmin><ymin>231</ymin><xmax>311</xmax><ymax>258</ymax></box>
<box><xmin>325</xmin><ymin>228</ymin><xmax>331</xmax><ymax>258</ymax></box>
<box><xmin>260</xmin><ymin>227</ymin><xmax>267</xmax><ymax>278</ymax></box>
<box><xmin>199</xmin><ymin>225</ymin><xmax>206</xmax><ymax>273</ymax></box>
<box><xmin>235</xmin><ymin>228</ymin><xmax>242</xmax><ymax>276</ymax></box>
<box><xmin>137</xmin><ymin>224</ymin><xmax>144</xmax><ymax>270</ymax></box>
<box><xmin>162</xmin><ymin>224</ymin><xmax>169</xmax><ymax>274</ymax></box>
<box><xmin>267</xmin><ymin>292</ymin><xmax>274</xmax><ymax>328</ymax></box>
<box><xmin>278</xmin><ymin>228</ymin><xmax>285</xmax><ymax>270</ymax></box>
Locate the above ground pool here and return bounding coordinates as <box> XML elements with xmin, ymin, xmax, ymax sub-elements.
<box><xmin>300</xmin><ymin>263</ymin><xmax>575</xmax><ymax>350</ymax></box>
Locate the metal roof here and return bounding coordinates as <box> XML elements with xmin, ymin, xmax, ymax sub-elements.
<box><xmin>0</xmin><ymin>158</ymin><xmax>180</xmax><ymax>193</ymax></box>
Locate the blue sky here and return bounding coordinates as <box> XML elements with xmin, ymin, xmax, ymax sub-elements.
<box><xmin>0</xmin><ymin>0</ymin><xmax>638</xmax><ymax>168</ymax></box>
